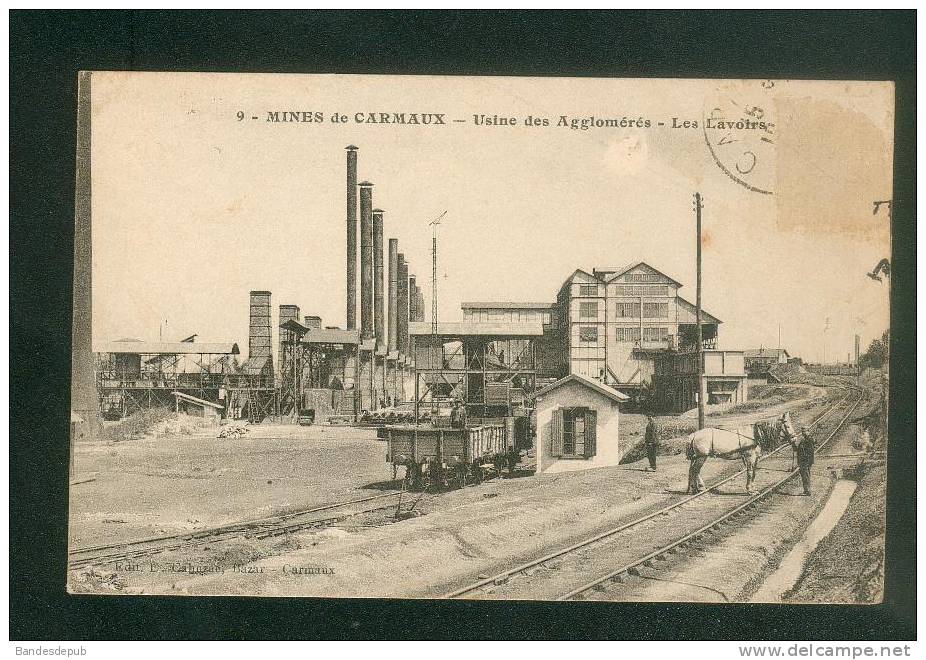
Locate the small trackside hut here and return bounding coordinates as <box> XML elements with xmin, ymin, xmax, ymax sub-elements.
<box><xmin>529</xmin><ymin>373</ymin><xmax>629</xmax><ymax>474</ymax></box>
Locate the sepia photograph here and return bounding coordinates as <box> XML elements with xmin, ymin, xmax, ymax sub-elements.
<box><xmin>65</xmin><ymin>71</ymin><xmax>895</xmax><ymax>604</ymax></box>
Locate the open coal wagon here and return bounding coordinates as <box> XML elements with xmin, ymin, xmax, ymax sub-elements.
<box><xmin>385</xmin><ymin>423</ymin><xmax>517</xmax><ymax>490</ymax></box>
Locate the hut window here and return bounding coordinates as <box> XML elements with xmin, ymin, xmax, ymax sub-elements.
<box><xmin>553</xmin><ymin>407</ymin><xmax>598</xmax><ymax>458</ymax></box>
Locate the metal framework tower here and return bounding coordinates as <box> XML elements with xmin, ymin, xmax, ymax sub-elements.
<box><xmin>429</xmin><ymin>210</ymin><xmax>446</xmax><ymax>334</ymax></box>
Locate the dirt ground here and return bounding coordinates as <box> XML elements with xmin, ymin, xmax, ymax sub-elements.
<box><xmin>69</xmin><ymin>381</ymin><xmax>845</xmax><ymax>597</ymax></box>
<box><xmin>68</xmin><ymin>419</ymin><xmax>395</xmax><ymax>548</ymax></box>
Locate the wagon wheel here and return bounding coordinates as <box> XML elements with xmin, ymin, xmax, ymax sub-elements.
<box><xmin>431</xmin><ymin>464</ymin><xmax>448</xmax><ymax>491</ymax></box>
<box><xmin>407</xmin><ymin>462</ymin><xmax>423</xmax><ymax>491</ymax></box>
<box><xmin>454</xmin><ymin>464</ymin><xmax>468</xmax><ymax>489</ymax></box>
<box><xmin>493</xmin><ymin>456</ymin><xmax>504</xmax><ymax>479</ymax></box>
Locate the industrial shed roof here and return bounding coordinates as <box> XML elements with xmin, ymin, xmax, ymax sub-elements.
<box><xmin>461</xmin><ymin>301</ymin><xmax>556</xmax><ymax>310</ymax></box>
<box><xmin>529</xmin><ymin>373</ymin><xmax>629</xmax><ymax>403</ymax></box>
<box><xmin>409</xmin><ymin>321</ymin><xmax>544</xmax><ymax>337</ymax></box>
<box><xmin>599</xmin><ymin>261</ymin><xmax>684</xmax><ymax>286</ymax></box>
<box><xmin>242</xmin><ymin>356</ymin><xmax>271</xmax><ymax>375</ymax></box>
<box><xmin>95</xmin><ymin>341</ymin><xmax>240</xmax><ymax>355</ymax></box>
<box><xmin>280</xmin><ymin>319</ymin><xmax>309</xmax><ymax>335</ymax></box>
<box><xmin>676</xmin><ymin>297</ymin><xmax>722</xmax><ymax>325</ymax></box>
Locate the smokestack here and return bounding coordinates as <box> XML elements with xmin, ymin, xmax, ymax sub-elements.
<box><xmin>387</xmin><ymin>239</ymin><xmax>398</xmax><ymax>353</ymax></box>
<box><xmin>304</xmin><ymin>315</ymin><xmax>321</xmax><ymax>330</ymax></box>
<box><xmin>409</xmin><ymin>275</ymin><xmax>418</xmax><ymax>322</ymax></box>
<box><xmin>346</xmin><ymin>146</ymin><xmax>358</xmax><ymax>330</ymax></box>
<box><xmin>373</xmin><ymin>209</ymin><xmax>385</xmax><ymax>346</ymax></box>
<box><xmin>248</xmin><ymin>290</ymin><xmax>273</xmax><ymax>373</ymax></box>
<box><xmin>397</xmin><ymin>254</ymin><xmax>409</xmax><ymax>354</ymax></box>
<box><xmin>417</xmin><ymin>288</ymin><xmax>426</xmax><ymax>323</ymax></box>
<box><xmin>359</xmin><ymin>181</ymin><xmax>374</xmax><ymax>341</ymax></box>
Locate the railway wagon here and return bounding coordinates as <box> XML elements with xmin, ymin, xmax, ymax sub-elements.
<box><xmin>385</xmin><ymin>423</ymin><xmax>516</xmax><ymax>490</ymax></box>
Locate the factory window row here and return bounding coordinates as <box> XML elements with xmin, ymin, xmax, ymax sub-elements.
<box><xmin>615</xmin><ymin>327</ymin><xmax>640</xmax><ymax>342</ymax></box>
<box><xmin>613</xmin><ymin>285</ymin><xmax>669</xmax><ymax>296</ymax></box>
<box><xmin>615</xmin><ymin>326</ymin><xmax>669</xmax><ymax>342</ymax></box>
<box><xmin>466</xmin><ymin>310</ymin><xmax>552</xmax><ymax>324</ymax></box>
<box><xmin>643</xmin><ymin>302</ymin><xmax>669</xmax><ymax>318</ymax></box>
<box><xmin>578</xmin><ymin>284</ymin><xmax>600</xmax><ymax>296</ymax></box>
<box><xmin>615</xmin><ymin>302</ymin><xmax>639</xmax><ymax>318</ymax></box>
<box><xmin>644</xmin><ymin>326</ymin><xmax>670</xmax><ymax>342</ymax></box>
<box><xmin>615</xmin><ymin>302</ymin><xmax>669</xmax><ymax>318</ymax></box>
<box><xmin>624</xmin><ymin>273</ymin><xmax>663</xmax><ymax>283</ymax></box>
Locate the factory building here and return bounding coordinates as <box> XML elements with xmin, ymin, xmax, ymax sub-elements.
<box><xmin>95</xmin><ymin>338</ymin><xmax>240</xmax><ymax>419</ymax></box>
<box><xmin>461</xmin><ymin>302</ymin><xmax>565</xmax><ymax>381</ymax></box>
<box><xmin>744</xmin><ymin>348</ymin><xmax>791</xmax><ymax>378</ymax></box>
<box><xmin>557</xmin><ymin>262</ymin><xmax>721</xmax><ymax>391</ymax></box>
<box><xmin>652</xmin><ymin>349</ymin><xmax>748</xmax><ymax>413</ymax></box>
<box><xmin>461</xmin><ymin>261</ymin><xmax>746</xmax><ymax>413</ymax></box>
<box><xmin>409</xmin><ymin>321</ymin><xmax>541</xmax><ymax>423</ymax></box>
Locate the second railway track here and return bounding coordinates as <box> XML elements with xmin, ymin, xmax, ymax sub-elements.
<box><xmin>442</xmin><ymin>390</ymin><xmax>863</xmax><ymax>600</ymax></box>
<box><xmin>68</xmin><ymin>490</ymin><xmax>407</xmax><ymax>570</ymax></box>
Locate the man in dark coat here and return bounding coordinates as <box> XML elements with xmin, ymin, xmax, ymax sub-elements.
<box><xmin>644</xmin><ymin>416</ymin><xmax>659</xmax><ymax>471</ymax></box>
<box><xmin>450</xmin><ymin>399</ymin><xmax>466</xmax><ymax>429</ymax></box>
<box><xmin>797</xmin><ymin>429</ymin><xmax>816</xmax><ymax>495</ymax></box>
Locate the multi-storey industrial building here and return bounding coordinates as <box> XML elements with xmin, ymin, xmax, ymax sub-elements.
<box><xmin>462</xmin><ymin>261</ymin><xmax>747</xmax><ymax>412</ymax></box>
<box><xmin>557</xmin><ymin>262</ymin><xmax>722</xmax><ymax>391</ymax></box>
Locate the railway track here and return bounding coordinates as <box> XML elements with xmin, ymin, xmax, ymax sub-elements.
<box><xmin>68</xmin><ymin>490</ymin><xmax>406</xmax><ymax>570</ymax></box>
<box><xmin>442</xmin><ymin>389</ymin><xmax>863</xmax><ymax>601</ymax></box>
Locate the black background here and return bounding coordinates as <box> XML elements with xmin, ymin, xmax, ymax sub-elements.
<box><xmin>10</xmin><ymin>10</ymin><xmax>916</xmax><ymax>640</ymax></box>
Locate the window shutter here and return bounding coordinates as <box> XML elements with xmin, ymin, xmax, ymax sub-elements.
<box><xmin>551</xmin><ymin>408</ymin><xmax>564</xmax><ymax>457</ymax></box>
<box><xmin>585</xmin><ymin>409</ymin><xmax>597</xmax><ymax>457</ymax></box>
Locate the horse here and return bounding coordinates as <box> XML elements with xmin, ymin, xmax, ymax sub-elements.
<box><xmin>686</xmin><ymin>412</ymin><xmax>796</xmax><ymax>494</ymax></box>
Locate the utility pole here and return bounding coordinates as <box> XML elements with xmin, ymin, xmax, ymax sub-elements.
<box><xmin>429</xmin><ymin>210</ymin><xmax>447</xmax><ymax>335</ymax></box>
<box><xmin>694</xmin><ymin>192</ymin><xmax>705</xmax><ymax>430</ymax></box>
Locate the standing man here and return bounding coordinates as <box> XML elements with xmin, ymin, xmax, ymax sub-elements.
<box><xmin>644</xmin><ymin>415</ymin><xmax>659</xmax><ymax>472</ymax></box>
<box><xmin>797</xmin><ymin>429</ymin><xmax>816</xmax><ymax>495</ymax></box>
<box><xmin>450</xmin><ymin>399</ymin><xmax>466</xmax><ymax>429</ymax></box>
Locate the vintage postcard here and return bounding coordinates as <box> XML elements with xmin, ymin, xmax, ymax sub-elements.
<box><xmin>69</xmin><ymin>72</ymin><xmax>892</xmax><ymax>602</ymax></box>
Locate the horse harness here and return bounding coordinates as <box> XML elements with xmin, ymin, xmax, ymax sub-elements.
<box><xmin>710</xmin><ymin>427</ymin><xmax>758</xmax><ymax>458</ymax></box>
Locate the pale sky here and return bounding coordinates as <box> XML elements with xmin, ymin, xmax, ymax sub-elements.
<box><xmin>90</xmin><ymin>73</ymin><xmax>892</xmax><ymax>364</ymax></box>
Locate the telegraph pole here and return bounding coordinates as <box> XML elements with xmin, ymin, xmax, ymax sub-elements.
<box><xmin>694</xmin><ymin>192</ymin><xmax>705</xmax><ymax>430</ymax></box>
<box><xmin>429</xmin><ymin>210</ymin><xmax>447</xmax><ymax>334</ymax></box>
